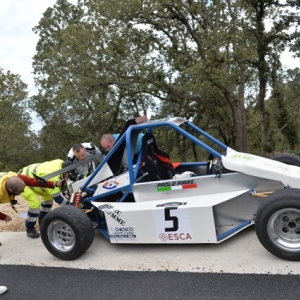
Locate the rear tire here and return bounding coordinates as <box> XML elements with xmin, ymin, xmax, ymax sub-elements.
<box><xmin>255</xmin><ymin>188</ymin><xmax>300</xmax><ymax>261</ymax></box>
<box><xmin>41</xmin><ymin>205</ymin><xmax>94</xmax><ymax>261</ymax></box>
<box><xmin>271</xmin><ymin>153</ymin><xmax>300</xmax><ymax>166</ymax></box>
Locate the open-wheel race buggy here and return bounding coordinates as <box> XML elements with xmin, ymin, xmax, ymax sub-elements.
<box><xmin>39</xmin><ymin>116</ymin><xmax>300</xmax><ymax>261</ymax></box>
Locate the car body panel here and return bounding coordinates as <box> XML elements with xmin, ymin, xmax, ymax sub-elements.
<box><xmin>223</xmin><ymin>147</ymin><xmax>300</xmax><ymax>188</ymax></box>
<box><xmin>92</xmin><ymin>190</ymin><xmax>249</xmax><ymax>244</ymax></box>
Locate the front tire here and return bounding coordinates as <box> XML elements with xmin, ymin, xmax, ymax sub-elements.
<box><xmin>41</xmin><ymin>205</ymin><xmax>94</xmax><ymax>261</ymax></box>
<box><xmin>255</xmin><ymin>188</ymin><xmax>300</xmax><ymax>261</ymax></box>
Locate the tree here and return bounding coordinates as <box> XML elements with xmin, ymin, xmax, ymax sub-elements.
<box><xmin>243</xmin><ymin>0</ymin><xmax>300</xmax><ymax>154</ymax></box>
<box><xmin>269</xmin><ymin>67</ymin><xmax>300</xmax><ymax>151</ymax></box>
<box><xmin>30</xmin><ymin>0</ymin><xmax>154</xmax><ymax>156</ymax></box>
<box><xmin>0</xmin><ymin>68</ymin><xmax>37</xmax><ymax>170</ymax></box>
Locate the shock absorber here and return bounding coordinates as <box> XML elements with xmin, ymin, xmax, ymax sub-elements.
<box><xmin>73</xmin><ymin>190</ymin><xmax>83</xmax><ymax>208</ymax></box>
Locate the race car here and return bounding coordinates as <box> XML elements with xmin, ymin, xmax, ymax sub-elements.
<box><xmin>40</xmin><ymin>116</ymin><xmax>300</xmax><ymax>262</ymax></box>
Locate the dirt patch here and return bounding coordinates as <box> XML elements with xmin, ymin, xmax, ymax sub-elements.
<box><xmin>0</xmin><ymin>196</ymin><xmax>59</xmax><ymax>232</ymax></box>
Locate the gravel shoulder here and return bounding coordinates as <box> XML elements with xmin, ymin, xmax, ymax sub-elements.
<box><xmin>0</xmin><ymin>196</ymin><xmax>59</xmax><ymax>232</ymax></box>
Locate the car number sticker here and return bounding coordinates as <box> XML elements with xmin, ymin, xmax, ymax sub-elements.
<box><xmin>152</xmin><ymin>205</ymin><xmax>193</xmax><ymax>243</ymax></box>
<box><xmin>108</xmin><ymin>227</ymin><xmax>136</xmax><ymax>241</ymax></box>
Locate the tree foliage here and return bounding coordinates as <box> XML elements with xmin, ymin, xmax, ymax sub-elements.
<box><xmin>0</xmin><ymin>69</ymin><xmax>38</xmax><ymax>171</ymax></box>
<box><xmin>30</xmin><ymin>0</ymin><xmax>154</xmax><ymax>157</ymax></box>
<box><xmin>30</xmin><ymin>0</ymin><xmax>300</xmax><ymax>158</ymax></box>
<box><xmin>269</xmin><ymin>68</ymin><xmax>300</xmax><ymax>151</ymax></box>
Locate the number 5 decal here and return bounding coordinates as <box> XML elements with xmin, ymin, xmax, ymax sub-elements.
<box><xmin>164</xmin><ymin>207</ymin><xmax>179</xmax><ymax>232</ymax></box>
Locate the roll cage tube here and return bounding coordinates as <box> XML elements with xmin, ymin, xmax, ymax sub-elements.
<box><xmin>80</xmin><ymin>119</ymin><xmax>227</xmax><ymax>194</ymax></box>
<box><xmin>125</xmin><ymin>122</ymin><xmax>225</xmax><ymax>185</ymax></box>
<box><xmin>187</xmin><ymin>122</ymin><xmax>227</xmax><ymax>151</ymax></box>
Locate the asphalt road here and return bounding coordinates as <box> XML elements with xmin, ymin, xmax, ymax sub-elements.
<box><xmin>1</xmin><ymin>226</ymin><xmax>300</xmax><ymax>299</ymax></box>
<box><xmin>1</xmin><ymin>265</ymin><xmax>300</xmax><ymax>300</ymax></box>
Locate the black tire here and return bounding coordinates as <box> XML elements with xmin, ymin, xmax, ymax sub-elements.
<box><xmin>271</xmin><ymin>153</ymin><xmax>300</xmax><ymax>166</ymax></box>
<box><xmin>41</xmin><ymin>205</ymin><xmax>94</xmax><ymax>261</ymax></box>
<box><xmin>255</xmin><ymin>188</ymin><xmax>300</xmax><ymax>261</ymax></box>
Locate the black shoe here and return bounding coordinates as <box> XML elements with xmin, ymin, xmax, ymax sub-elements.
<box><xmin>27</xmin><ymin>228</ymin><xmax>40</xmax><ymax>239</ymax></box>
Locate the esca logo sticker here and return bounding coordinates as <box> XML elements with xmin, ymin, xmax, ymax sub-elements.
<box><xmin>103</xmin><ymin>180</ymin><xmax>119</xmax><ymax>190</ymax></box>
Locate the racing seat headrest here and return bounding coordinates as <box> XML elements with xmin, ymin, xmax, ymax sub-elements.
<box><xmin>141</xmin><ymin>133</ymin><xmax>174</xmax><ymax>181</ymax></box>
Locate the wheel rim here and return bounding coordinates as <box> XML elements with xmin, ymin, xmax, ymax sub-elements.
<box><xmin>47</xmin><ymin>220</ymin><xmax>75</xmax><ymax>253</ymax></box>
<box><xmin>267</xmin><ymin>208</ymin><xmax>300</xmax><ymax>252</ymax></box>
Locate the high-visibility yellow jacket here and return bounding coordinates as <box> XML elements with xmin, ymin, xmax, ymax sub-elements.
<box><xmin>0</xmin><ymin>172</ymin><xmax>18</xmax><ymax>204</ymax></box>
<box><xmin>20</xmin><ymin>159</ymin><xmax>63</xmax><ymax>200</ymax></box>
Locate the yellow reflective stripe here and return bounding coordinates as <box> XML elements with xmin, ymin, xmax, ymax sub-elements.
<box><xmin>24</xmin><ymin>164</ymin><xmax>37</xmax><ymax>192</ymax></box>
<box><xmin>24</xmin><ymin>164</ymin><xmax>47</xmax><ymax>193</ymax></box>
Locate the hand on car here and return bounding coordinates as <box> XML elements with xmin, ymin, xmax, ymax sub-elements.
<box><xmin>56</xmin><ymin>178</ymin><xmax>66</xmax><ymax>187</ymax></box>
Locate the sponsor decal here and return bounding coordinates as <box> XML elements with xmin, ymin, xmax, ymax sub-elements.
<box><xmin>97</xmin><ymin>204</ymin><xmax>126</xmax><ymax>226</ymax></box>
<box><xmin>157</xmin><ymin>180</ymin><xmax>197</xmax><ymax>192</ymax></box>
<box><xmin>98</xmin><ymin>204</ymin><xmax>114</xmax><ymax>210</ymax></box>
<box><xmin>109</xmin><ymin>227</ymin><xmax>136</xmax><ymax>241</ymax></box>
<box><xmin>147</xmin><ymin>138</ymin><xmax>153</xmax><ymax>145</ymax></box>
<box><xmin>105</xmin><ymin>209</ymin><xmax>126</xmax><ymax>226</ymax></box>
<box><xmin>229</xmin><ymin>153</ymin><xmax>290</xmax><ymax>172</ymax></box>
<box><xmin>102</xmin><ymin>179</ymin><xmax>120</xmax><ymax>190</ymax></box>
<box><xmin>158</xmin><ymin>232</ymin><xmax>192</xmax><ymax>242</ymax></box>
<box><xmin>156</xmin><ymin>202</ymin><xmax>187</xmax><ymax>207</ymax></box>
<box><xmin>176</xmin><ymin>118</ymin><xmax>184</xmax><ymax>123</ymax></box>
<box><xmin>229</xmin><ymin>153</ymin><xmax>255</xmax><ymax>161</ymax></box>
<box><xmin>157</xmin><ymin>180</ymin><xmax>195</xmax><ymax>187</ymax></box>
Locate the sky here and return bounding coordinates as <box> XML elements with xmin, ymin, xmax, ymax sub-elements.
<box><xmin>0</xmin><ymin>0</ymin><xmax>77</xmax><ymax>131</ymax></box>
<box><xmin>0</xmin><ymin>1</ymin><xmax>300</xmax><ymax>131</ymax></box>
<box><xmin>0</xmin><ymin>0</ymin><xmax>76</xmax><ymax>92</ymax></box>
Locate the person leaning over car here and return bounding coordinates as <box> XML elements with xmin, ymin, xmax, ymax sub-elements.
<box><xmin>0</xmin><ymin>172</ymin><xmax>65</xmax><ymax>296</ymax></box>
<box><xmin>100</xmin><ymin>132</ymin><xmax>144</xmax><ymax>165</ymax></box>
<box><xmin>100</xmin><ymin>116</ymin><xmax>147</xmax><ymax>154</ymax></box>
<box><xmin>99</xmin><ymin>116</ymin><xmax>147</xmax><ymax>164</ymax></box>
<box><xmin>18</xmin><ymin>159</ymin><xmax>73</xmax><ymax>239</ymax></box>
<box><xmin>100</xmin><ymin>133</ymin><xmax>144</xmax><ymax>154</ymax></box>
<box><xmin>0</xmin><ymin>171</ymin><xmax>65</xmax><ymax>223</ymax></box>
<box><xmin>66</xmin><ymin>142</ymin><xmax>104</xmax><ymax>180</ymax></box>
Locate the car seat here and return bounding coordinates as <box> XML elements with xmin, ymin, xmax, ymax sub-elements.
<box><xmin>141</xmin><ymin>133</ymin><xmax>175</xmax><ymax>181</ymax></box>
